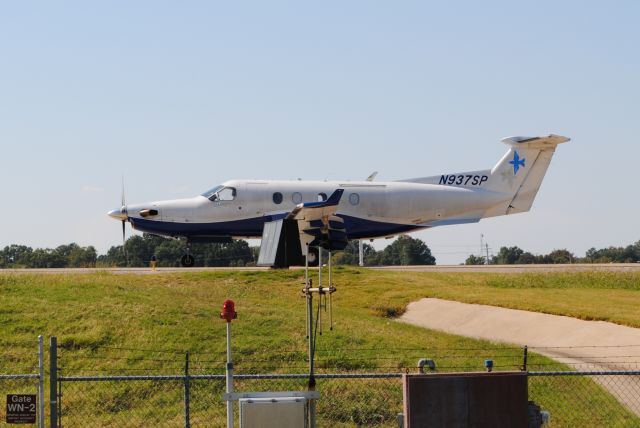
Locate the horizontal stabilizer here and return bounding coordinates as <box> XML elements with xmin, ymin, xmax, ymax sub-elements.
<box><xmin>500</xmin><ymin>134</ymin><xmax>570</xmax><ymax>147</ymax></box>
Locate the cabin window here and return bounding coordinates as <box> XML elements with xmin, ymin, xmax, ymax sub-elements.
<box><xmin>272</xmin><ymin>192</ymin><xmax>283</xmax><ymax>204</ymax></box>
<box><xmin>349</xmin><ymin>193</ymin><xmax>360</xmax><ymax>206</ymax></box>
<box><xmin>292</xmin><ymin>192</ymin><xmax>303</xmax><ymax>204</ymax></box>
<box><xmin>218</xmin><ymin>187</ymin><xmax>236</xmax><ymax>201</ymax></box>
<box><xmin>317</xmin><ymin>193</ymin><xmax>327</xmax><ymax>202</ymax></box>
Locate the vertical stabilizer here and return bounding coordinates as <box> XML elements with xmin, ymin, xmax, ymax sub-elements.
<box><xmin>484</xmin><ymin>134</ymin><xmax>570</xmax><ymax>216</ymax></box>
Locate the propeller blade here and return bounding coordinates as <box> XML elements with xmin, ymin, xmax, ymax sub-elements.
<box><xmin>122</xmin><ymin>220</ymin><xmax>127</xmax><ymax>264</ymax></box>
<box><xmin>122</xmin><ymin>219</ymin><xmax>127</xmax><ymax>264</ymax></box>
<box><xmin>121</xmin><ymin>175</ymin><xmax>126</xmax><ymax>207</ymax></box>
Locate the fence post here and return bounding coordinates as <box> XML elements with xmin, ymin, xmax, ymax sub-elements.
<box><xmin>38</xmin><ymin>336</ymin><xmax>44</xmax><ymax>428</ymax></box>
<box><xmin>49</xmin><ymin>336</ymin><xmax>58</xmax><ymax>428</ymax></box>
<box><xmin>522</xmin><ymin>345</ymin><xmax>528</xmax><ymax>372</ymax></box>
<box><xmin>184</xmin><ymin>352</ymin><xmax>190</xmax><ymax>428</ymax></box>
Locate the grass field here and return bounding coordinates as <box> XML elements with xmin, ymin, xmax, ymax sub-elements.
<box><xmin>1</xmin><ymin>268</ymin><xmax>640</xmax><ymax>426</ymax></box>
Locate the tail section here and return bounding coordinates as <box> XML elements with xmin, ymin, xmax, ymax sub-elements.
<box><xmin>403</xmin><ymin>134</ymin><xmax>570</xmax><ymax>216</ymax></box>
<box><xmin>485</xmin><ymin>134</ymin><xmax>569</xmax><ymax>215</ymax></box>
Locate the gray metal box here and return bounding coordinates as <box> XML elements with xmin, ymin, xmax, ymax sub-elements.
<box><xmin>239</xmin><ymin>397</ymin><xmax>307</xmax><ymax>428</ymax></box>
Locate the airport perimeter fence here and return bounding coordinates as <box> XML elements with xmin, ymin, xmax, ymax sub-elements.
<box><xmin>0</xmin><ymin>336</ymin><xmax>45</xmax><ymax>428</ymax></box>
<box><xmin>4</xmin><ymin>338</ymin><xmax>640</xmax><ymax>427</ymax></box>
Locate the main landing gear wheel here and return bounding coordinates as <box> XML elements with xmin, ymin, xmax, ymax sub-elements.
<box><xmin>181</xmin><ymin>254</ymin><xmax>195</xmax><ymax>267</ymax></box>
<box><xmin>306</xmin><ymin>247</ymin><xmax>319</xmax><ymax>267</ymax></box>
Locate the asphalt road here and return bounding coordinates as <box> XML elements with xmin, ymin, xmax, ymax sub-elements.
<box><xmin>1</xmin><ymin>263</ymin><xmax>639</xmax><ymax>274</ymax></box>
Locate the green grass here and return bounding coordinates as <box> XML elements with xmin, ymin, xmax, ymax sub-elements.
<box><xmin>1</xmin><ymin>269</ymin><xmax>639</xmax><ymax>427</ymax></box>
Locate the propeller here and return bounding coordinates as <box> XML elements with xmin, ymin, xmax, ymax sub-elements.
<box><xmin>107</xmin><ymin>176</ymin><xmax>130</xmax><ymax>265</ymax></box>
<box><xmin>121</xmin><ymin>176</ymin><xmax>128</xmax><ymax>264</ymax></box>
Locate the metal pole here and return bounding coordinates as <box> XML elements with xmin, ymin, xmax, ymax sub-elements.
<box><xmin>184</xmin><ymin>352</ymin><xmax>190</xmax><ymax>428</ymax></box>
<box><xmin>359</xmin><ymin>240</ymin><xmax>364</xmax><ymax>266</ymax></box>
<box><xmin>305</xmin><ymin>244</ymin><xmax>309</xmax><ymax>339</ymax></box>
<box><xmin>318</xmin><ymin>248</ymin><xmax>322</xmax><ymax>333</ymax></box>
<box><xmin>522</xmin><ymin>346</ymin><xmax>528</xmax><ymax>372</ymax></box>
<box><xmin>329</xmin><ymin>251</ymin><xmax>333</xmax><ymax>330</ymax></box>
<box><xmin>307</xmin><ymin>287</ymin><xmax>316</xmax><ymax>428</ymax></box>
<box><xmin>38</xmin><ymin>336</ymin><xmax>44</xmax><ymax>428</ymax></box>
<box><xmin>328</xmin><ymin>250</ymin><xmax>332</xmax><ymax>288</ymax></box>
<box><xmin>49</xmin><ymin>337</ymin><xmax>58</xmax><ymax>428</ymax></box>
<box><xmin>226</xmin><ymin>322</ymin><xmax>233</xmax><ymax>428</ymax></box>
<box><xmin>318</xmin><ymin>247</ymin><xmax>322</xmax><ymax>290</ymax></box>
<box><xmin>58</xmin><ymin>377</ymin><xmax>62</xmax><ymax>428</ymax></box>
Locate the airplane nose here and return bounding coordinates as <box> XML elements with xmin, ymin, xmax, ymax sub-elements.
<box><xmin>108</xmin><ymin>208</ymin><xmax>128</xmax><ymax>221</ymax></box>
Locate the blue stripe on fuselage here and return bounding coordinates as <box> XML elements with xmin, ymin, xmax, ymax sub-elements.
<box><xmin>130</xmin><ymin>216</ymin><xmax>265</xmax><ymax>238</ymax></box>
<box><xmin>129</xmin><ymin>214</ymin><xmax>423</xmax><ymax>240</ymax></box>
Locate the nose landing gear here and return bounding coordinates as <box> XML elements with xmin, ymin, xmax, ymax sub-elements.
<box><xmin>181</xmin><ymin>254</ymin><xmax>195</xmax><ymax>267</ymax></box>
<box><xmin>181</xmin><ymin>243</ymin><xmax>195</xmax><ymax>267</ymax></box>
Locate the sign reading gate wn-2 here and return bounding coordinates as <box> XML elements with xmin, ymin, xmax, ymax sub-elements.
<box><xmin>6</xmin><ymin>394</ymin><xmax>36</xmax><ymax>424</ymax></box>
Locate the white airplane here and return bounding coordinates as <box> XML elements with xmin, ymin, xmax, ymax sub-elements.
<box><xmin>108</xmin><ymin>134</ymin><xmax>569</xmax><ymax>267</ymax></box>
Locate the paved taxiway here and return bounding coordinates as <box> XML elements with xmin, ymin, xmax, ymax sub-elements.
<box><xmin>2</xmin><ymin>263</ymin><xmax>639</xmax><ymax>274</ymax></box>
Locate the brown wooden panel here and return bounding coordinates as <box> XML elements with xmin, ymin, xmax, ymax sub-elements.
<box><xmin>403</xmin><ymin>372</ymin><xmax>528</xmax><ymax>428</ymax></box>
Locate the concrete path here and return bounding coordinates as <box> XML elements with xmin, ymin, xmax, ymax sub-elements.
<box><xmin>374</xmin><ymin>263</ymin><xmax>640</xmax><ymax>273</ymax></box>
<box><xmin>400</xmin><ymin>298</ymin><xmax>640</xmax><ymax>416</ymax></box>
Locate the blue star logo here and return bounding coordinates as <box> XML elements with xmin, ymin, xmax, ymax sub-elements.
<box><xmin>509</xmin><ymin>150</ymin><xmax>526</xmax><ymax>175</ymax></box>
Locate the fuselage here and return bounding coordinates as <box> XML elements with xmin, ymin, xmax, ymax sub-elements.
<box><xmin>116</xmin><ymin>179</ymin><xmax>506</xmax><ymax>242</ymax></box>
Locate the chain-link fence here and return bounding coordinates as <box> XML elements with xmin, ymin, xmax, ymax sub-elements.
<box><xmin>529</xmin><ymin>371</ymin><xmax>640</xmax><ymax>428</ymax></box>
<box><xmin>0</xmin><ymin>337</ymin><xmax>45</xmax><ymax>428</ymax></box>
<box><xmin>4</xmin><ymin>338</ymin><xmax>640</xmax><ymax>427</ymax></box>
<box><xmin>56</xmin><ymin>370</ymin><xmax>640</xmax><ymax>427</ymax></box>
<box><xmin>57</xmin><ymin>373</ymin><xmax>402</xmax><ymax>427</ymax></box>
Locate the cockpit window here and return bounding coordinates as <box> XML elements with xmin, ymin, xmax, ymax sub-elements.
<box><xmin>202</xmin><ymin>185</ymin><xmax>236</xmax><ymax>202</ymax></box>
<box><xmin>201</xmin><ymin>185</ymin><xmax>223</xmax><ymax>200</ymax></box>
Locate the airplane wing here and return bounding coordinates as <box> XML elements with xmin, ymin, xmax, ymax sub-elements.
<box><xmin>257</xmin><ymin>189</ymin><xmax>347</xmax><ymax>267</ymax></box>
<box><xmin>287</xmin><ymin>189</ymin><xmax>344</xmax><ymax>222</ymax></box>
<box><xmin>288</xmin><ymin>189</ymin><xmax>348</xmax><ymax>252</ymax></box>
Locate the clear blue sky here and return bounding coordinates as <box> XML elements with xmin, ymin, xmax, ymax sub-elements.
<box><xmin>1</xmin><ymin>1</ymin><xmax>638</xmax><ymax>264</ymax></box>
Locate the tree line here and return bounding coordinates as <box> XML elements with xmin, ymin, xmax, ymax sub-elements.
<box><xmin>465</xmin><ymin>240</ymin><xmax>640</xmax><ymax>265</ymax></box>
<box><xmin>0</xmin><ymin>243</ymin><xmax>98</xmax><ymax>268</ymax></box>
<box><xmin>0</xmin><ymin>234</ymin><xmax>435</xmax><ymax>268</ymax></box>
<box><xmin>333</xmin><ymin>235</ymin><xmax>436</xmax><ymax>266</ymax></box>
<box><xmin>99</xmin><ymin>234</ymin><xmax>256</xmax><ymax>267</ymax></box>
<box><xmin>2</xmin><ymin>235</ymin><xmax>639</xmax><ymax>268</ymax></box>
